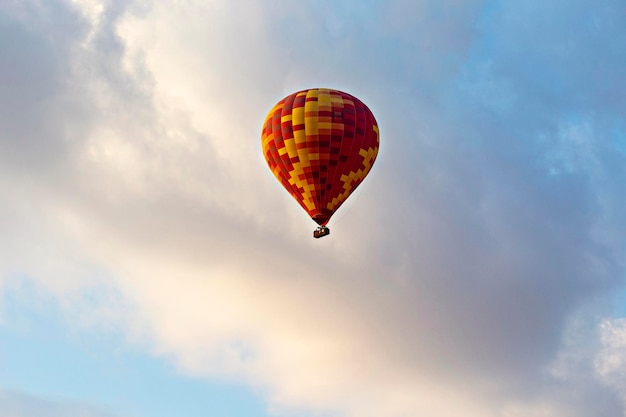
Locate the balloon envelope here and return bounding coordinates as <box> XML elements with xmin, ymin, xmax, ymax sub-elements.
<box><xmin>261</xmin><ymin>88</ymin><xmax>379</xmax><ymax>226</ymax></box>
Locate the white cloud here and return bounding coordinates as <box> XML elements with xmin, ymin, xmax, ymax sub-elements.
<box><xmin>596</xmin><ymin>319</ymin><xmax>626</xmax><ymax>394</ymax></box>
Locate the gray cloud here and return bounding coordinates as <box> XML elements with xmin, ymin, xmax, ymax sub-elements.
<box><xmin>362</xmin><ymin>0</ymin><xmax>626</xmax><ymax>403</ymax></box>
<box><xmin>0</xmin><ymin>1</ymin><xmax>84</xmax><ymax>172</ymax></box>
<box><xmin>0</xmin><ymin>388</ymin><xmax>116</xmax><ymax>417</ymax></box>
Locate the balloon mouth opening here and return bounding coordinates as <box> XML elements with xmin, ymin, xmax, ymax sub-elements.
<box><xmin>312</xmin><ymin>214</ymin><xmax>331</xmax><ymax>226</ymax></box>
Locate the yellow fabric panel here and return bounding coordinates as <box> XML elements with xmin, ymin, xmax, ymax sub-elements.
<box><xmin>284</xmin><ymin>138</ymin><xmax>297</xmax><ymax>159</ymax></box>
<box><xmin>304</xmin><ymin>90</ymin><xmax>319</xmax><ymax>136</ymax></box>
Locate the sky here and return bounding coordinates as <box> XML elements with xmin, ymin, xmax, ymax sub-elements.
<box><xmin>1</xmin><ymin>0</ymin><xmax>626</xmax><ymax>416</ymax></box>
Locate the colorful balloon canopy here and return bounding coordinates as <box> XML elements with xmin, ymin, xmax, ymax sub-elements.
<box><xmin>261</xmin><ymin>88</ymin><xmax>379</xmax><ymax>231</ymax></box>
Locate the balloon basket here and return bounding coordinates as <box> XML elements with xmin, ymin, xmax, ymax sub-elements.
<box><xmin>313</xmin><ymin>226</ymin><xmax>330</xmax><ymax>239</ymax></box>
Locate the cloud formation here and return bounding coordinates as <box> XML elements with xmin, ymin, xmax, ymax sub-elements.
<box><xmin>0</xmin><ymin>388</ymin><xmax>115</xmax><ymax>417</ymax></box>
<box><xmin>2</xmin><ymin>0</ymin><xmax>626</xmax><ymax>416</ymax></box>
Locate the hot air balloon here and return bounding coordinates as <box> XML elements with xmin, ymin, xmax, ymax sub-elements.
<box><xmin>261</xmin><ymin>88</ymin><xmax>379</xmax><ymax>238</ymax></box>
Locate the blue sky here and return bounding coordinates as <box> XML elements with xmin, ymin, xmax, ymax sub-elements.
<box><xmin>2</xmin><ymin>1</ymin><xmax>626</xmax><ymax>416</ymax></box>
<box><xmin>0</xmin><ymin>275</ymin><xmax>268</xmax><ymax>417</ymax></box>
